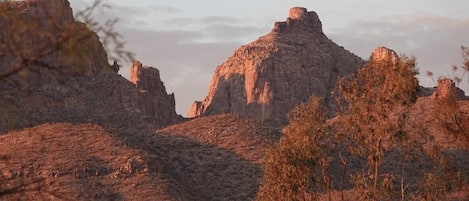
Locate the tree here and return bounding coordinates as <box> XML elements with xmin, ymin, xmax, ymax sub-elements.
<box><xmin>256</xmin><ymin>97</ymin><xmax>331</xmax><ymax>201</ymax></box>
<box><xmin>335</xmin><ymin>51</ymin><xmax>419</xmax><ymax>201</ymax></box>
<box><xmin>74</xmin><ymin>0</ymin><xmax>135</xmax><ymax>65</ymax></box>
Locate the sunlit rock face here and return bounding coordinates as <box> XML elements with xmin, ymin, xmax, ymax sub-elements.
<box><xmin>188</xmin><ymin>7</ymin><xmax>364</xmax><ymax>123</ymax></box>
<box><xmin>370</xmin><ymin>46</ymin><xmax>399</xmax><ymax>65</ymax></box>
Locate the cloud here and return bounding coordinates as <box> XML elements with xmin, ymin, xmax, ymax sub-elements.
<box><xmin>164</xmin><ymin>16</ymin><xmax>242</xmax><ymax>27</ymax></box>
<box><xmin>328</xmin><ymin>15</ymin><xmax>469</xmax><ymax>93</ymax></box>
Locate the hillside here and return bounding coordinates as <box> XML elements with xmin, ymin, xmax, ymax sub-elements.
<box><xmin>160</xmin><ymin>114</ymin><xmax>281</xmax><ymax>163</ymax></box>
<box><xmin>1</xmin><ymin>116</ymin><xmax>278</xmax><ymax>201</ymax></box>
<box><xmin>158</xmin><ymin>114</ymin><xmax>281</xmax><ymax>200</ymax></box>
<box><xmin>0</xmin><ymin>123</ymin><xmax>184</xmax><ymax>201</ymax></box>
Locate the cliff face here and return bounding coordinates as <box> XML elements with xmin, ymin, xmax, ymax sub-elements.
<box><xmin>188</xmin><ymin>7</ymin><xmax>364</xmax><ymax>122</ymax></box>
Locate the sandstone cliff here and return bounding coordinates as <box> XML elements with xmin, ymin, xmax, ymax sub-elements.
<box><xmin>188</xmin><ymin>7</ymin><xmax>364</xmax><ymax>122</ymax></box>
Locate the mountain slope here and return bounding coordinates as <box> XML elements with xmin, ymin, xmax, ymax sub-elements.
<box><xmin>159</xmin><ymin>114</ymin><xmax>281</xmax><ymax>200</ymax></box>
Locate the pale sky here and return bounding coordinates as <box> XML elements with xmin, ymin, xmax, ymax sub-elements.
<box><xmin>70</xmin><ymin>0</ymin><xmax>469</xmax><ymax>116</ymax></box>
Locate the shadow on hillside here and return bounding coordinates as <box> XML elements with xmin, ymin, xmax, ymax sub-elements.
<box><xmin>325</xmin><ymin>147</ymin><xmax>469</xmax><ymax>194</ymax></box>
<box><xmin>109</xmin><ymin>126</ymin><xmax>263</xmax><ymax>201</ymax></box>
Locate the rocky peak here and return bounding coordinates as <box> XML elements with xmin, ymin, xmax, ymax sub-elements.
<box><xmin>431</xmin><ymin>78</ymin><xmax>466</xmax><ymax>100</ymax></box>
<box><xmin>370</xmin><ymin>46</ymin><xmax>399</xmax><ymax>64</ymax></box>
<box><xmin>131</xmin><ymin>60</ymin><xmax>169</xmax><ymax>96</ymax></box>
<box><xmin>188</xmin><ymin>7</ymin><xmax>364</xmax><ymax>123</ymax></box>
<box><xmin>130</xmin><ymin>61</ymin><xmax>182</xmax><ymax>126</ymax></box>
<box><xmin>273</xmin><ymin>7</ymin><xmax>322</xmax><ymax>34</ymax></box>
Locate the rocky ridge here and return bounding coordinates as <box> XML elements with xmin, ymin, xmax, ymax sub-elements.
<box><xmin>0</xmin><ymin>0</ymin><xmax>181</xmax><ymax>132</ymax></box>
<box><xmin>188</xmin><ymin>7</ymin><xmax>364</xmax><ymax>123</ymax></box>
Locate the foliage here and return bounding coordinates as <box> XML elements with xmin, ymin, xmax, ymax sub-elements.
<box><xmin>74</xmin><ymin>0</ymin><xmax>135</xmax><ymax>65</ymax></box>
<box><xmin>256</xmin><ymin>97</ymin><xmax>331</xmax><ymax>201</ymax></box>
<box><xmin>335</xmin><ymin>54</ymin><xmax>419</xmax><ymax>201</ymax></box>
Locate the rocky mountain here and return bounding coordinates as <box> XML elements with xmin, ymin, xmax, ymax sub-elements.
<box><xmin>0</xmin><ymin>0</ymin><xmax>181</xmax><ymax>131</ymax></box>
<box><xmin>188</xmin><ymin>7</ymin><xmax>364</xmax><ymax>123</ymax></box>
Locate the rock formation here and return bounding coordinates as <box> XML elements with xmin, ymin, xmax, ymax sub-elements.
<box><xmin>0</xmin><ymin>1</ymin><xmax>182</xmax><ymax>131</ymax></box>
<box><xmin>188</xmin><ymin>7</ymin><xmax>364</xmax><ymax>122</ymax></box>
<box><xmin>370</xmin><ymin>46</ymin><xmax>399</xmax><ymax>64</ymax></box>
<box><xmin>130</xmin><ymin>61</ymin><xmax>181</xmax><ymax>126</ymax></box>
<box><xmin>431</xmin><ymin>78</ymin><xmax>467</xmax><ymax>100</ymax></box>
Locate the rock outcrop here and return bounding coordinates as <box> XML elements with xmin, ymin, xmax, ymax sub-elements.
<box><xmin>188</xmin><ymin>7</ymin><xmax>364</xmax><ymax>122</ymax></box>
<box><xmin>370</xmin><ymin>46</ymin><xmax>399</xmax><ymax>64</ymax></box>
<box><xmin>130</xmin><ymin>61</ymin><xmax>181</xmax><ymax>126</ymax></box>
<box><xmin>431</xmin><ymin>78</ymin><xmax>467</xmax><ymax>100</ymax></box>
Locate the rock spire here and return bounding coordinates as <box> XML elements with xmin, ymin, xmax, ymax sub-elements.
<box><xmin>130</xmin><ymin>61</ymin><xmax>182</xmax><ymax>126</ymax></box>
